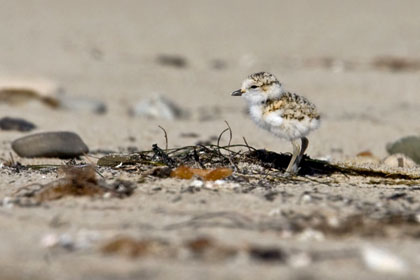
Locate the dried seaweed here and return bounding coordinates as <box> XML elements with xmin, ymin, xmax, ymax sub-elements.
<box><xmin>152</xmin><ymin>144</ymin><xmax>176</xmax><ymax>168</ymax></box>
<box><xmin>94</xmin><ymin>122</ymin><xmax>420</xmax><ymax>184</ymax></box>
<box><xmin>97</xmin><ymin>144</ymin><xmax>420</xmax><ymax>185</ymax></box>
<box><xmin>11</xmin><ymin>165</ymin><xmax>135</xmax><ymax>203</ymax></box>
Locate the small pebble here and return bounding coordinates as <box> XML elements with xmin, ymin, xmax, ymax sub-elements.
<box><xmin>40</xmin><ymin>233</ymin><xmax>60</xmax><ymax>248</ymax></box>
<box><xmin>301</xmin><ymin>194</ymin><xmax>312</xmax><ymax>203</ymax></box>
<box><xmin>190</xmin><ymin>180</ymin><xmax>204</xmax><ymax>188</ymax></box>
<box><xmin>12</xmin><ymin>131</ymin><xmax>89</xmax><ymax>158</ymax></box>
<box><xmin>298</xmin><ymin>229</ymin><xmax>324</xmax><ymax>241</ymax></box>
<box><xmin>57</xmin><ymin>95</ymin><xmax>107</xmax><ymax>114</ymax></box>
<box><xmin>103</xmin><ymin>192</ymin><xmax>113</xmax><ymax>199</ymax></box>
<box><xmin>382</xmin><ymin>153</ymin><xmax>417</xmax><ymax>168</ymax></box>
<box><xmin>0</xmin><ymin>117</ymin><xmax>36</xmax><ymax>132</ymax></box>
<box><xmin>130</xmin><ymin>95</ymin><xmax>188</xmax><ymax>120</ymax></box>
<box><xmin>386</xmin><ymin>136</ymin><xmax>420</xmax><ymax>164</ymax></box>
<box><xmin>362</xmin><ymin>246</ymin><xmax>407</xmax><ymax>274</ymax></box>
<box><xmin>204</xmin><ymin>181</ymin><xmax>240</xmax><ymax>190</ymax></box>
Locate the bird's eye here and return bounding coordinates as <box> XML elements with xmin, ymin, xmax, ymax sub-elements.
<box><xmin>250</xmin><ymin>85</ymin><xmax>258</xmax><ymax>89</ymax></box>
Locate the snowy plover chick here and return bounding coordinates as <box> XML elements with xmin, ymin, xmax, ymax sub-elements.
<box><xmin>232</xmin><ymin>72</ymin><xmax>320</xmax><ymax>175</ymax></box>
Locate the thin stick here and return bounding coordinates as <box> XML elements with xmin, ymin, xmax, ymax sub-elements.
<box><xmin>217</xmin><ymin>128</ymin><xmax>229</xmax><ymax>148</ymax></box>
<box><xmin>158</xmin><ymin>125</ymin><xmax>168</xmax><ymax>151</ymax></box>
<box><xmin>242</xmin><ymin>137</ymin><xmax>253</xmax><ymax>152</ymax></box>
<box><xmin>224</xmin><ymin>120</ymin><xmax>233</xmax><ymax>146</ymax></box>
<box><xmin>216</xmin><ymin>121</ymin><xmax>234</xmax><ymax>158</ymax></box>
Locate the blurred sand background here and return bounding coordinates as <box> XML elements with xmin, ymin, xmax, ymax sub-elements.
<box><xmin>1</xmin><ymin>1</ymin><xmax>420</xmax><ymax>279</ymax></box>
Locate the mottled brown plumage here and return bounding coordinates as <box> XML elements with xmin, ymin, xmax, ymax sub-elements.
<box><xmin>263</xmin><ymin>92</ymin><xmax>320</xmax><ymax>121</ymax></box>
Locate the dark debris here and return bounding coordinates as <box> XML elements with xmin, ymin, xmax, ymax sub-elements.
<box><xmin>10</xmin><ymin>165</ymin><xmax>136</xmax><ymax>204</ymax></box>
<box><xmin>96</xmin><ymin>143</ymin><xmax>420</xmax><ymax>184</ymax></box>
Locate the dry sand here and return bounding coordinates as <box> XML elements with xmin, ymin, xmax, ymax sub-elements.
<box><xmin>1</xmin><ymin>1</ymin><xmax>420</xmax><ymax>279</ymax></box>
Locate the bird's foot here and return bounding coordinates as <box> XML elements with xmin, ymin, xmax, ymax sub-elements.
<box><xmin>283</xmin><ymin>166</ymin><xmax>300</xmax><ymax>177</ymax></box>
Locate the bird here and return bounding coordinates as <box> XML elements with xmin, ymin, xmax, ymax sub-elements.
<box><xmin>231</xmin><ymin>72</ymin><xmax>320</xmax><ymax>175</ymax></box>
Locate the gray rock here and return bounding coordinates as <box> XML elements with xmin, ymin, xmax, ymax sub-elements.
<box><xmin>12</xmin><ymin>131</ymin><xmax>89</xmax><ymax>158</ymax></box>
<box><xmin>0</xmin><ymin>117</ymin><xmax>36</xmax><ymax>132</ymax></box>
<box><xmin>130</xmin><ymin>95</ymin><xmax>188</xmax><ymax>120</ymax></box>
<box><xmin>57</xmin><ymin>95</ymin><xmax>107</xmax><ymax>114</ymax></box>
<box><xmin>386</xmin><ymin>136</ymin><xmax>420</xmax><ymax>164</ymax></box>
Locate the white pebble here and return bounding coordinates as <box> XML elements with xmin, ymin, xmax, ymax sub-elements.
<box><xmin>204</xmin><ymin>181</ymin><xmax>240</xmax><ymax>190</ymax></box>
<box><xmin>301</xmin><ymin>194</ymin><xmax>312</xmax><ymax>203</ymax></box>
<box><xmin>362</xmin><ymin>246</ymin><xmax>407</xmax><ymax>274</ymax></box>
<box><xmin>190</xmin><ymin>180</ymin><xmax>204</xmax><ymax>188</ymax></box>
<box><xmin>40</xmin><ymin>233</ymin><xmax>59</xmax><ymax>248</ymax></box>
<box><xmin>131</xmin><ymin>95</ymin><xmax>186</xmax><ymax>120</ymax></box>
<box><xmin>103</xmin><ymin>192</ymin><xmax>113</xmax><ymax>199</ymax></box>
<box><xmin>298</xmin><ymin>229</ymin><xmax>325</xmax><ymax>241</ymax></box>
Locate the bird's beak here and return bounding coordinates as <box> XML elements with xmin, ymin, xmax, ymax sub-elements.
<box><xmin>231</xmin><ymin>89</ymin><xmax>244</xmax><ymax>96</ymax></box>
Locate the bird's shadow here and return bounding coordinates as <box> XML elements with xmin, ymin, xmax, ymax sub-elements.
<box><xmin>246</xmin><ymin>149</ymin><xmax>420</xmax><ymax>180</ymax></box>
<box><xmin>246</xmin><ymin>149</ymin><xmax>336</xmax><ymax>176</ymax></box>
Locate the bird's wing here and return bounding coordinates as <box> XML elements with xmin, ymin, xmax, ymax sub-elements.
<box><xmin>264</xmin><ymin>92</ymin><xmax>320</xmax><ymax>121</ymax></box>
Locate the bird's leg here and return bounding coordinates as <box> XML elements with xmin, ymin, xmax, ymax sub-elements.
<box><xmin>285</xmin><ymin>139</ymin><xmax>301</xmax><ymax>174</ymax></box>
<box><xmin>285</xmin><ymin>137</ymin><xmax>309</xmax><ymax>175</ymax></box>
<box><xmin>295</xmin><ymin>137</ymin><xmax>309</xmax><ymax>168</ymax></box>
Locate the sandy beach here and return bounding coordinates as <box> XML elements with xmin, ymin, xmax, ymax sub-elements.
<box><xmin>1</xmin><ymin>1</ymin><xmax>420</xmax><ymax>279</ymax></box>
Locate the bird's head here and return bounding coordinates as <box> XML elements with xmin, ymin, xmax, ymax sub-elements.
<box><xmin>231</xmin><ymin>72</ymin><xmax>283</xmax><ymax>104</ymax></box>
